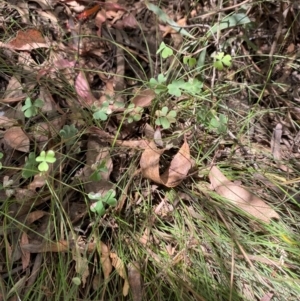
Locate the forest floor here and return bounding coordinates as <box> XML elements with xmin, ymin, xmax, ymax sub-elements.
<box><xmin>1</xmin><ymin>1</ymin><xmax>300</xmax><ymax>301</ymax></box>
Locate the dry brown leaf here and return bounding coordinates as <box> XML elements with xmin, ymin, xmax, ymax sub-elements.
<box><xmin>127</xmin><ymin>262</ymin><xmax>143</xmax><ymax>301</ymax></box>
<box><xmin>99</xmin><ymin>241</ymin><xmax>112</xmax><ymax>281</ymax></box>
<box><xmin>4</xmin><ymin>127</ymin><xmax>29</xmax><ymax>152</ymax></box>
<box><xmin>4</xmin><ymin>29</ymin><xmax>49</xmax><ymax>50</ymax></box>
<box><xmin>110</xmin><ymin>252</ymin><xmax>130</xmax><ymax>296</ymax></box>
<box><xmin>209</xmin><ymin>166</ymin><xmax>280</xmax><ymax>223</ymax></box>
<box><xmin>140</xmin><ymin>140</ymin><xmax>192</xmax><ymax>187</ymax></box>
<box><xmin>132</xmin><ymin>89</ymin><xmax>155</xmax><ymax>108</ymax></box>
<box><xmin>26</xmin><ymin>210</ymin><xmax>48</xmax><ymax>224</ymax></box>
<box><xmin>20</xmin><ymin>232</ymin><xmax>30</xmax><ymax>270</ymax></box>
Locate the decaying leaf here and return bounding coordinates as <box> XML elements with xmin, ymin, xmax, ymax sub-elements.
<box><xmin>140</xmin><ymin>139</ymin><xmax>192</xmax><ymax>187</ymax></box>
<box><xmin>4</xmin><ymin>127</ymin><xmax>30</xmax><ymax>152</ymax></box>
<box><xmin>99</xmin><ymin>241</ymin><xmax>112</xmax><ymax>280</ymax></box>
<box><xmin>209</xmin><ymin>166</ymin><xmax>280</xmax><ymax>223</ymax></box>
<box><xmin>110</xmin><ymin>252</ymin><xmax>130</xmax><ymax>296</ymax></box>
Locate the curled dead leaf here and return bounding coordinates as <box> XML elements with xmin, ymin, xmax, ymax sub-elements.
<box><xmin>209</xmin><ymin>166</ymin><xmax>280</xmax><ymax>223</ymax></box>
<box><xmin>140</xmin><ymin>140</ymin><xmax>192</xmax><ymax>187</ymax></box>
<box><xmin>99</xmin><ymin>241</ymin><xmax>112</xmax><ymax>281</ymax></box>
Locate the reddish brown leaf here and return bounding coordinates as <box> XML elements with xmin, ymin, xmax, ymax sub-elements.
<box><xmin>209</xmin><ymin>166</ymin><xmax>280</xmax><ymax>223</ymax></box>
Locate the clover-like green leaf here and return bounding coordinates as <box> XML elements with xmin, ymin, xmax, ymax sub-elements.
<box><xmin>59</xmin><ymin>124</ymin><xmax>78</xmax><ymax>146</ymax></box>
<box><xmin>157</xmin><ymin>42</ymin><xmax>173</xmax><ymax>58</ymax></box>
<box><xmin>89</xmin><ymin>189</ymin><xmax>117</xmax><ymax>216</ymax></box>
<box><xmin>36</xmin><ymin>150</ymin><xmax>57</xmax><ymax>172</ymax></box>
<box><xmin>213</xmin><ymin>52</ymin><xmax>232</xmax><ymax>71</ymax></box>
<box><xmin>21</xmin><ymin>97</ymin><xmax>44</xmax><ymax>118</ymax></box>
<box><xmin>149</xmin><ymin>74</ymin><xmax>167</xmax><ymax>95</ymax></box>
<box><xmin>22</xmin><ymin>152</ymin><xmax>39</xmax><ymax>178</ymax></box>
<box><xmin>155</xmin><ymin>107</ymin><xmax>177</xmax><ymax>129</ymax></box>
<box><xmin>90</xmin><ymin>200</ymin><xmax>105</xmax><ymax>216</ymax></box>
<box><xmin>183</xmin><ymin>56</ymin><xmax>197</xmax><ymax>67</ymax></box>
<box><xmin>93</xmin><ymin>101</ymin><xmax>112</xmax><ymax>121</ymax></box>
<box><xmin>209</xmin><ymin>114</ymin><xmax>228</xmax><ymax>134</ymax></box>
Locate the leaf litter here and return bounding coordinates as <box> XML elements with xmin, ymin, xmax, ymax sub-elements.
<box><xmin>1</xmin><ymin>0</ymin><xmax>300</xmax><ymax>300</ymax></box>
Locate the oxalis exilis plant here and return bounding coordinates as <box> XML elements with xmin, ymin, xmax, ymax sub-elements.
<box><xmin>125</xmin><ymin>103</ymin><xmax>144</xmax><ymax>123</ymax></box>
<box><xmin>155</xmin><ymin>106</ymin><xmax>177</xmax><ymax>129</ymax></box>
<box><xmin>35</xmin><ymin>150</ymin><xmax>57</xmax><ymax>172</ymax></box>
<box><xmin>21</xmin><ymin>97</ymin><xmax>44</xmax><ymax>118</ymax></box>
<box><xmin>88</xmin><ymin>189</ymin><xmax>117</xmax><ymax>216</ymax></box>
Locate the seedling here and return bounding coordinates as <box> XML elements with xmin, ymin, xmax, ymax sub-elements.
<box><xmin>93</xmin><ymin>101</ymin><xmax>112</xmax><ymax>121</ymax></box>
<box><xmin>59</xmin><ymin>124</ymin><xmax>78</xmax><ymax>146</ymax></box>
<box><xmin>89</xmin><ymin>189</ymin><xmax>117</xmax><ymax>216</ymax></box>
<box><xmin>157</xmin><ymin>42</ymin><xmax>173</xmax><ymax>58</ymax></box>
<box><xmin>36</xmin><ymin>150</ymin><xmax>57</xmax><ymax>172</ymax></box>
<box><xmin>21</xmin><ymin>97</ymin><xmax>44</xmax><ymax>118</ymax></box>
<box><xmin>155</xmin><ymin>106</ymin><xmax>177</xmax><ymax>129</ymax></box>
<box><xmin>212</xmin><ymin>52</ymin><xmax>232</xmax><ymax>71</ymax></box>
<box><xmin>22</xmin><ymin>152</ymin><xmax>39</xmax><ymax>178</ymax></box>
<box><xmin>209</xmin><ymin>113</ymin><xmax>228</xmax><ymax>134</ymax></box>
<box><xmin>125</xmin><ymin>103</ymin><xmax>144</xmax><ymax>123</ymax></box>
